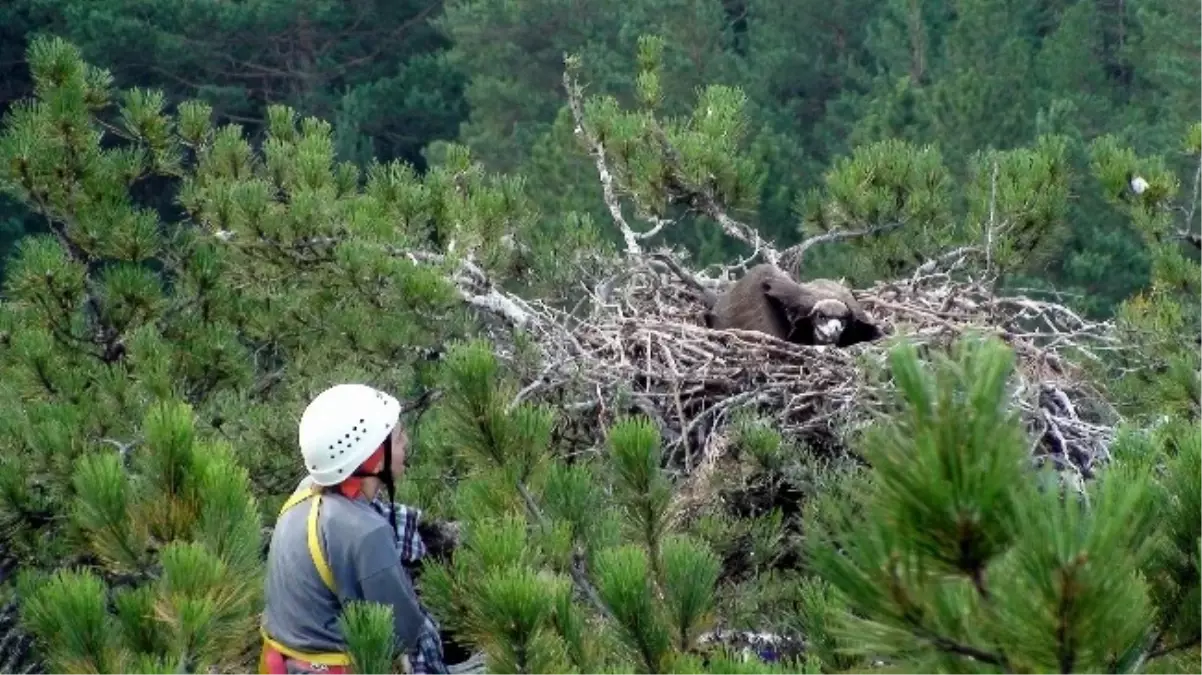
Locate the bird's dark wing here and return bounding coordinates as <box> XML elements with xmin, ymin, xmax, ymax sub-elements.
<box><xmin>762</xmin><ymin>276</ymin><xmax>819</xmax><ymax>316</ymax></box>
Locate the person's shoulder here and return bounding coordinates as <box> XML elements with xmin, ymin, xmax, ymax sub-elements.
<box><xmin>321</xmin><ymin>493</ymin><xmax>396</xmax><ymax>542</ymax></box>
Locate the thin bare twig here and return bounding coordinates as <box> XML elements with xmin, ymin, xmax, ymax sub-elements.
<box><xmin>783</xmin><ymin>220</ymin><xmax>905</xmax><ymax>275</ymax></box>
<box><xmin>986</xmin><ymin>160</ymin><xmax>999</xmax><ymax>275</ymax></box>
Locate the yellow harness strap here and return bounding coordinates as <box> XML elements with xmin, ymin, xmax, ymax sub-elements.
<box><xmin>259</xmin><ymin>487</ymin><xmax>353</xmax><ymax>670</ymax></box>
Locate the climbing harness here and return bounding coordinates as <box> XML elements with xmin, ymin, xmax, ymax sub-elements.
<box><xmin>259</xmin><ymin>488</ymin><xmax>352</xmax><ymax>674</ymax></box>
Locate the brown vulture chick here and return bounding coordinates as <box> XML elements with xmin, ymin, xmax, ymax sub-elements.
<box><xmin>702</xmin><ymin>264</ymin><xmax>883</xmax><ymax>347</ymax></box>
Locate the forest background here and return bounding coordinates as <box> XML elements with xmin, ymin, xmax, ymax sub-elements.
<box><xmin>0</xmin><ymin>1</ymin><xmax>1199</xmax><ymax>673</ymax></box>
<box><xmin>0</xmin><ymin>0</ymin><xmax>1198</xmax><ymax>314</ymax></box>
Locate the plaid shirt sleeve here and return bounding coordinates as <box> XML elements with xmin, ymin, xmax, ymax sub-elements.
<box><xmin>376</xmin><ymin>499</ymin><xmax>449</xmax><ymax>675</ymax></box>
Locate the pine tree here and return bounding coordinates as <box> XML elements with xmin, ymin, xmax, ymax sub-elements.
<box><xmin>406</xmin><ymin>338</ymin><xmax>808</xmax><ymax>674</ymax></box>
<box><xmin>405</xmin><ymin>334</ymin><xmax>1199</xmax><ymax>673</ymax></box>
<box><xmin>16</xmin><ymin>400</ymin><xmax>263</xmax><ymax>672</ymax></box>
<box><xmin>11</xmin><ymin>0</ymin><xmax>466</xmax><ymax>169</ymax></box>
<box><xmin>1122</xmin><ymin>0</ymin><xmax>1202</xmax><ymax>158</ymax></box>
<box><xmin>397</xmin><ymin>44</ymin><xmax>1200</xmax><ymax>673</ymax></box>
<box><xmin>1088</xmin><ymin>124</ymin><xmax>1201</xmax><ymax>420</ymax></box>
<box><xmin>802</xmin><ymin>336</ymin><xmax>1200</xmax><ymax>673</ymax></box>
<box><xmin>0</xmin><ymin>35</ymin><xmax>563</xmax><ymax>672</ymax></box>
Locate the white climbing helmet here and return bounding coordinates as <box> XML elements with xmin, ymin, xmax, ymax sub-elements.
<box><xmin>299</xmin><ymin>384</ymin><xmax>401</xmax><ymax>486</ymax></box>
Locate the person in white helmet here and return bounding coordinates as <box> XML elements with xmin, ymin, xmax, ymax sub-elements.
<box><xmin>259</xmin><ymin>384</ymin><xmax>447</xmax><ymax>674</ymax></box>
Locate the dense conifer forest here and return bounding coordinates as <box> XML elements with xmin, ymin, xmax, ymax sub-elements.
<box><xmin>0</xmin><ymin>1</ymin><xmax>1198</xmax><ymax>673</ymax></box>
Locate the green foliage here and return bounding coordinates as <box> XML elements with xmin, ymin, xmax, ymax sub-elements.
<box><xmin>407</xmin><ymin>331</ymin><xmax>1202</xmax><ymax>675</ymax></box>
<box><xmin>964</xmin><ymin>135</ymin><xmax>1073</xmax><ymax>280</ymax></box>
<box><xmin>0</xmin><ymin>33</ymin><xmax>550</xmax><ymax>564</ymax></box>
<box><xmin>607</xmin><ymin>417</ymin><xmax>675</xmax><ymax>573</ymax></box>
<box><xmin>1</xmin><ymin>0</ymin><xmax>1198</xmax><ymax>315</ymax></box>
<box><xmin>805</xmin><ymin>336</ymin><xmax>1201</xmax><ymax>672</ymax></box>
<box><xmin>438</xmin><ymin>0</ymin><xmax>737</xmax><ymax>175</ymax></box>
<box><xmin>2</xmin><ymin>11</ymin><xmax>1200</xmax><ymax>673</ymax></box>
<box><xmin>1089</xmin><ymin>129</ymin><xmax>1201</xmax><ymax>420</ymax></box>
<box><xmin>339</xmin><ymin>601</ymin><xmax>399</xmax><ymax>675</ymax></box>
<box><xmin>16</xmin><ymin>401</ymin><xmax>262</xmax><ymax>673</ymax></box>
<box><xmin>659</xmin><ymin>534</ymin><xmax>722</xmax><ymax>650</ymax></box>
<box><xmin>9</xmin><ymin>0</ymin><xmax>466</xmax><ymax>169</ymax></box>
<box><xmin>563</xmin><ymin>42</ymin><xmax>764</xmax><ymax>263</ymax></box>
<box><xmin>15</xmin><ymin>569</ymin><xmax>119</xmax><ymax>673</ymax></box>
<box><xmin>799</xmin><ymin>138</ymin><xmax>955</xmax><ymax>280</ymax></box>
<box><xmin>413</xmin><ymin>341</ymin><xmax>740</xmax><ymax>673</ymax></box>
<box><xmin>440</xmin><ymin>0</ymin><xmax>1198</xmax><ymax>305</ymax></box>
<box><xmin>0</xmin><ymin>37</ymin><xmax>569</xmax><ymax>672</ymax></box>
<box><xmin>560</xmin><ymin>35</ymin><xmax>1190</xmax><ymax>297</ymax></box>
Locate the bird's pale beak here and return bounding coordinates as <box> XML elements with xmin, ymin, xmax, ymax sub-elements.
<box><xmin>816</xmin><ymin>318</ymin><xmax>844</xmax><ymax>343</ymax></box>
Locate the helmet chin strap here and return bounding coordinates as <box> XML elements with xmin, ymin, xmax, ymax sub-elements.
<box><xmin>353</xmin><ymin>430</ymin><xmax>398</xmax><ymax>537</ymax></box>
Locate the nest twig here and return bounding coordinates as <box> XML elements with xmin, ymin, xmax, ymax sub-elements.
<box><xmin>468</xmin><ymin>249</ymin><xmax>1121</xmax><ymax>488</ymax></box>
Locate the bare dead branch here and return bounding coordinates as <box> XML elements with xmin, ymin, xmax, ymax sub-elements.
<box><xmin>987</xmin><ymin>160</ymin><xmax>1000</xmax><ymax>274</ymax></box>
<box><xmin>563</xmin><ymin>70</ymin><xmax>647</xmax><ymax>257</ymax></box>
<box><xmin>1182</xmin><ymin>154</ymin><xmax>1202</xmax><ymax>240</ymax></box>
<box><xmin>782</xmin><ymin>220</ymin><xmax>905</xmax><ymax>274</ymax></box>
<box><xmin>563</xmin><ymin>66</ymin><xmax>772</xmax><ymax>264</ymax></box>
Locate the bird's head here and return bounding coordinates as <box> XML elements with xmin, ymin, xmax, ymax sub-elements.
<box><xmin>810</xmin><ymin>299</ymin><xmax>850</xmax><ymax>345</ymax></box>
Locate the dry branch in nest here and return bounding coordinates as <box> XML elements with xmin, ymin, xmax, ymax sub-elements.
<box><xmin>475</xmin><ymin>249</ymin><xmax>1121</xmax><ymax>490</ymax></box>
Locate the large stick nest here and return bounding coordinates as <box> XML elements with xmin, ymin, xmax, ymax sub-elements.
<box><xmin>474</xmin><ymin>249</ymin><xmax>1122</xmax><ymax>489</ymax></box>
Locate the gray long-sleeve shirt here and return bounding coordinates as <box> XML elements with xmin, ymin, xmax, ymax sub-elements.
<box><xmin>262</xmin><ymin>483</ymin><xmax>426</xmax><ymax>655</ymax></box>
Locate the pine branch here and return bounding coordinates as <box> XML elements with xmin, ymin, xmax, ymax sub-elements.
<box><xmin>889</xmin><ymin>567</ymin><xmax>1012</xmax><ymax>670</ymax></box>
<box><xmin>1179</xmin><ymin>154</ymin><xmax>1201</xmax><ymax>245</ymax></box>
<box><xmin>646</xmin><ymin>121</ymin><xmax>779</xmax><ymax>266</ymax></box>
<box><xmin>921</xmin><ymin>633</ymin><xmax>1009</xmax><ymax>668</ymax></box>
<box><xmin>514</xmin><ymin>482</ymin><xmax>612</xmax><ymax>622</ymax></box>
<box><xmin>16</xmin><ymin>149</ymin><xmax>125</xmax><ymax>366</ymax></box>
<box><xmin>564</xmin><ymin>62</ymin><xmax>950</xmax><ymax>285</ymax></box>
<box><xmin>1121</xmin><ymin>595</ymin><xmax>1197</xmax><ymax>673</ymax></box>
<box><xmin>562</xmin><ymin>60</ymin><xmax>777</xmax><ymax>265</ymax></box>
<box><xmin>392</xmin><ymin>249</ymin><xmax>536</xmax><ymax>328</ymax></box>
<box><xmin>1147</xmin><ymin>637</ymin><xmax>1201</xmax><ymax>660</ymax></box>
<box><xmin>1177</xmin><ymin>230</ymin><xmax>1201</xmax><ymax>250</ymax></box>
<box><xmin>226</xmin><ymin>236</ymin><xmax>538</xmax><ymax>328</ymax></box>
<box><xmin>780</xmin><ymin>220</ymin><xmax>905</xmax><ymax>275</ymax></box>
<box><xmin>1151</xmin><ymin>153</ymin><xmax>1202</xmax><ymax>254</ymax></box>
<box><xmin>563</xmin><ymin>69</ymin><xmax>646</xmax><ymax>258</ymax></box>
